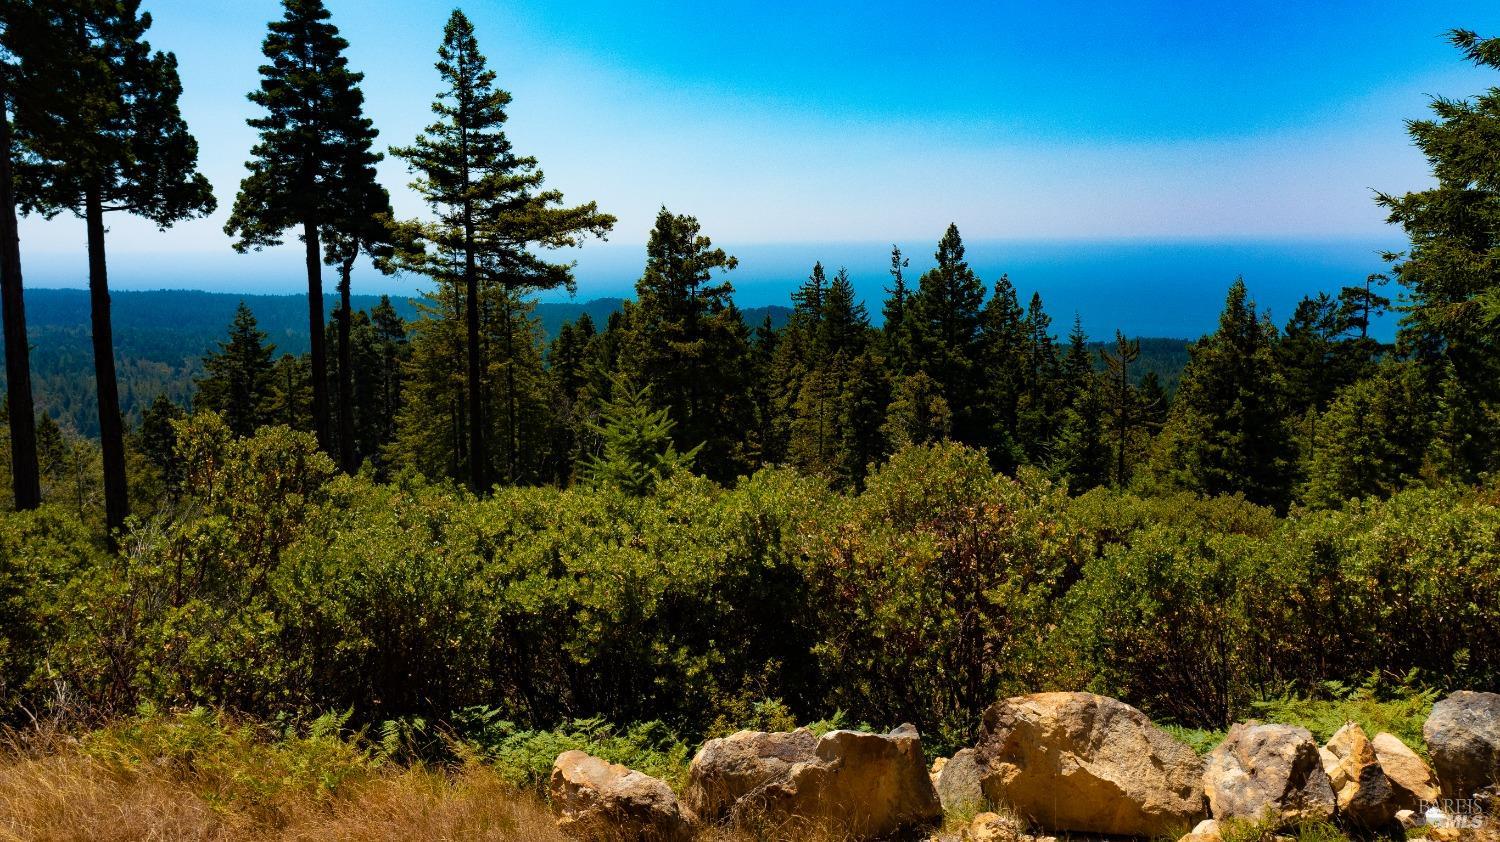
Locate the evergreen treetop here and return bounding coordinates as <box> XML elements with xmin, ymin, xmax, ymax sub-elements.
<box><xmin>224</xmin><ymin>0</ymin><xmax>373</xmax><ymax>249</ymax></box>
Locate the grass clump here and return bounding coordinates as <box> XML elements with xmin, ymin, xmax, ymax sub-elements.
<box><xmin>0</xmin><ymin>709</ymin><xmax>564</xmax><ymax>841</ymax></box>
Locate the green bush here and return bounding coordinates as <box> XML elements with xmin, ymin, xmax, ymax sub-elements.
<box><xmin>12</xmin><ymin>423</ymin><xmax>1500</xmax><ymax>746</ymax></box>
<box><xmin>805</xmin><ymin>444</ymin><xmax>1085</xmax><ymax>751</ymax></box>
<box><xmin>0</xmin><ymin>505</ymin><xmax>103</xmax><ymax>711</ymax></box>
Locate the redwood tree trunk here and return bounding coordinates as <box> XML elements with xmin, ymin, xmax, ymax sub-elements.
<box><xmin>336</xmin><ymin>256</ymin><xmax>355</xmax><ymax>473</ymax></box>
<box><xmin>0</xmin><ymin>90</ymin><xmax>39</xmax><ymax>510</ymax></box>
<box><xmin>86</xmin><ymin>187</ymin><xmax>128</xmax><ymax>545</ymax></box>
<box><xmin>303</xmin><ymin>217</ymin><xmax>330</xmax><ymax>453</ymax></box>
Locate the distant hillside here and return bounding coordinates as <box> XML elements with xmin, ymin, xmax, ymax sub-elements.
<box><xmin>0</xmin><ymin>289</ymin><xmax>794</xmax><ymax>436</ymax></box>
<box><xmin>0</xmin><ymin>288</ymin><xmax>1178</xmax><ymax>438</ymax></box>
<box><xmin>1089</xmin><ymin>337</ymin><xmax>1191</xmax><ymax>394</ymax></box>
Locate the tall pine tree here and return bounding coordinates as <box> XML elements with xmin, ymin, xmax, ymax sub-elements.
<box><xmin>391</xmin><ymin>9</ymin><xmax>612</xmax><ymax>490</ymax></box>
<box><xmin>615</xmin><ymin>208</ymin><xmax>751</xmax><ymax>482</ymax></box>
<box><xmin>909</xmin><ymin>224</ymin><xmax>985</xmax><ymax>444</ymax></box>
<box><xmin>1376</xmin><ymin>29</ymin><xmax>1500</xmax><ymax>480</ymax></box>
<box><xmin>196</xmin><ymin>303</ymin><xmax>276</xmax><ymax>437</ymax></box>
<box><xmin>1149</xmin><ymin>278</ymin><xmax>1295</xmax><ymax>508</ymax></box>
<box><xmin>12</xmin><ymin>0</ymin><xmax>214</xmax><ymax>540</ymax></box>
<box><xmin>226</xmin><ymin>0</ymin><xmax>374</xmax><ymax>458</ymax></box>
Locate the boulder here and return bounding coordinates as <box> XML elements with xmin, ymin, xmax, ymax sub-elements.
<box><xmin>685</xmin><ymin>724</ymin><xmax>941</xmax><ymax>839</ymax></box>
<box><xmin>548</xmin><ymin>750</ymin><xmax>693</xmax><ymax>842</ymax></box>
<box><xmin>1177</xmin><ymin>818</ymin><xmax>1223</xmax><ymax>842</ymax></box>
<box><xmin>749</xmin><ymin>724</ymin><xmax>943</xmax><ymax>839</ymax></box>
<box><xmin>1424</xmin><ymin>691</ymin><xmax>1500</xmax><ymax>800</ymax></box>
<box><xmin>1324</xmin><ymin>722</ymin><xmax>1397</xmax><ymax>827</ymax></box>
<box><xmin>935</xmin><ymin>748</ymin><xmax>987</xmax><ymax>815</ymax></box>
<box><xmin>1372</xmin><ymin>731</ymin><xmax>1440</xmax><ymax>809</ymax></box>
<box><xmin>682</xmin><ymin>727</ymin><xmax>817</xmax><ymax>822</ymax></box>
<box><xmin>974</xmin><ymin>692</ymin><xmax>1204</xmax><ymax>837</ymax></box>
<box><xmin>1203</xmin><ymin>722</ymin><xmax>1336</xmax><ymax>826</ymax></box>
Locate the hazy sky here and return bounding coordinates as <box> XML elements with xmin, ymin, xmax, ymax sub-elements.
<box><xmin>15</xmin><ymin>0</ymin><xmax>1500</xmax><ymax>297</ymax></box>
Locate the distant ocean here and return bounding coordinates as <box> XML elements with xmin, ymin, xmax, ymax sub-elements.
<box><xmin>25</xmin><ymin>236</ymin><xmax>1407</xmax><ymax>341</ymax></box>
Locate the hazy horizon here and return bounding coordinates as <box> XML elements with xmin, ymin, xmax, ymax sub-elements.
<box><xmin>19</xmin><ymin>235</ymin><xmax>1403</xmax><ymax>340</ymax></box>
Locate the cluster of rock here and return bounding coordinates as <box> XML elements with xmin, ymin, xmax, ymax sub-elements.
<box><xmin>549</xmin><ymin>724</ymin><xmax>942</xmax><ymax>840</ymax></box>
<box><xmin>546</xmin><ymin>689</ymin><xmax>1500</xmax><ymax>841</ymax></box>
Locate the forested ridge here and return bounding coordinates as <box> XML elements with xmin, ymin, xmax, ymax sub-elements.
<box><xmin>0</xmin><ymin>288</ymin><xmax>802</xmax><ymax>436</ymax></box>
<box><xmin>1</xmin><ymin>4</ymin><xmax>1500</xmax><ymax>838</ymax></box>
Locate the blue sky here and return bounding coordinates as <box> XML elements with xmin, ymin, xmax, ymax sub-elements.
<box><xmin>15</xmin><ymin>0</ymin><xmax>1500</xmax><ymax>327</ymax></box>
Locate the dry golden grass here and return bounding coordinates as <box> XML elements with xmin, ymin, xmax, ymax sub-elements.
<box><xmin>0</xmin><ymin>737</ymin><xmax>567</xmax><ymax>842</ymax></box>
<box><xmin>0</xmin><ymin>714</ymin><xmax>931</xmax><ymax>842</ymax></box>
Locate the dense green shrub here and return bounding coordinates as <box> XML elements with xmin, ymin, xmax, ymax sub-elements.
<box><xmin>1275</xmin><ymin>486</ymin><xmax>1500</xmax><ymax>694</ymax></box>
<box><xmin>805</xmin><ymin>444</ymin><xmax>1085</xmax><ymax>750</ymax></box>
<box><xmin>0</xmin><ymin>505</ymin><xmax>103</xmax><ymax>711</ymax></box>
<box><xmin>8</xmin><ymin>419</ymin><xmax>1500</xmax><ymax>739</ymax></box>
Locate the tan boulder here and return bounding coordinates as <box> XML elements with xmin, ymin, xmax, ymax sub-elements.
<box><xmin>1372</xmin><ymin>731</ymin><xmax>1440</xmax><ymax>809</ymax></box>
<box><xmin>548</xmin><ymin>750</ymin><xmax>694</xmax><ymax>842</ymax></box>
<box><xmin>749</xmin><ymin>724</ymin><xmax>943</xmax><ymax>839</ymax></box>
<box><xmin>975</xmin><ymin>692</ymin><xmax>1204</xmax><ymax>837</ymax></box>
<box><xmin>1318</xmin><ymin>745</ymin><xmax>1339</xmax><ymax>778</ymax></box>
<box><xmin>682</xmin><ymin>727</ymin><xmax>817</xmax><ymax>822</ymax></box>
<box><xmin>1203</xmin><ymin>722</ymin><xmax>1336</xmax><ymax>826</ymax></box>
<box><xmin>1325</xmin><ymin>722</ymin><xmax>1398</xmax><ymax>827</ymax></box>
<box><xmin>1177</xmin><ymin>818</ymin><xmax>1222</xmax><ymax>842</ymax></box>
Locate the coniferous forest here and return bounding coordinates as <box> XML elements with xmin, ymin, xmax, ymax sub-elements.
<box><xmin>2</xmin><ymin>2</ymin><xmax>1500</xmax><ymax>840</ymax></box>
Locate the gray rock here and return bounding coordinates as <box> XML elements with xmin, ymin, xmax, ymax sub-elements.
<box><xmin>935</xmin><ymin>748</ymin><xmax>987</xmax><ymax>814</ymax></box>
<box><xmin>1424</xmin><ymin>691</ymin><xmax>1500</xmax><ymax>800</ymax></box>
<box><xmin>682</xmin><ymin>728</ymin><xmax>818</xmax><ymax>822</ymax></box>
<box><xmin>1203</xmin><ymin>722</ymin><xmax>1336</xmax><ymax>826</ymax></box>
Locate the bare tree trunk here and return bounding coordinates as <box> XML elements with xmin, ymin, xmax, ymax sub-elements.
<box><xmin>503</xmin><ymin>289</ymin><xmax>517</xmax><ymax>484</ymax></box>
<box><xmin>303</xmin><ymin>217</ymin><xmax>330</xmax><ymax>452</ymax></box>
<box><xmin>336</xmin><ymin>255</ymin><xmax>355</xmax><ymax>472</ymax></box>
<box><xmin>0</xmin><ymin>89</ymin><xmax>39</xmax><ymax>510</ymax></box>
<box><xmin>86</xmin><ymin>187</ymin><xmax>127</xmax><ymax>547</ymax></box>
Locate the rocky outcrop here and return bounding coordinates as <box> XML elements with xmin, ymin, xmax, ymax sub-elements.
<box><xmin>548</xmin><ymin>750</ymin><xmax>694</xmax><ymax>842</ymax></box>
<box><xmin>1372</xmin><ymin>731</ymin><xmax>1440</xmax><ymax>809</ymax></box>
<box><xmin>1425</xmin><ymin>690</ymin><xmax>1500</xmax><ymax>800</ymax></box>
<box><xmin>935</xmin><ymin>748</ymin><xmax>986</xmax><ymax>814</ymax></box>
<box><xmin>682</xmin><ymin>728</ymin><xmax>817</xmax><ymax>822</ymax></box>
<box><xmin>684</xmin><ymin>725</ymin><xmax>941</xmax><ymax>839</ymax></box>
<box><xmin>975</xmin><ymin>692</ymin><xmax>1204</xmax><ymax>837</ymax></box>
<box><xmin>1203</xmin><ymin>722</ymin><xmax>1336</xmax><ymax>826</ymax></box>
<box><xmin>1324</xmin><ymin>722</ymin><xmax>1397</xmax><ymax>827</ymax></box>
